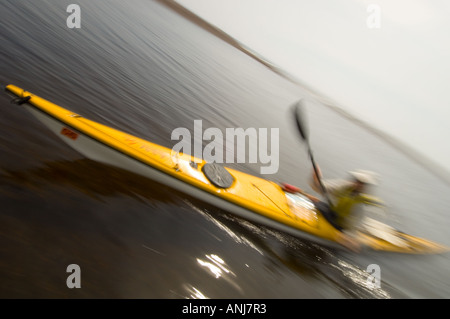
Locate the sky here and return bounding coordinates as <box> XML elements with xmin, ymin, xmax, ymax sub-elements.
<box><xmin>176</xmin><ymin>0</ymin><xmax>450</xmax><ymax>175</ymax></box>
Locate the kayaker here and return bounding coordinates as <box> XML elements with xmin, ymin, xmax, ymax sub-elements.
<box><xmin>309</xmin><ymin>168</ymin><xmax>380</xmax><ymax>232</ymax></box>
<box><xmin>308</xmin><ymin>168</ymin><xmax>382</xmax><ymax>252</ymax></box>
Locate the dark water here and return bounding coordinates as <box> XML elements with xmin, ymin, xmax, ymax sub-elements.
<box><xmin>1</xmin><ymin>0</ymin><xmax>449</xmax><ymax>299</ymax></box>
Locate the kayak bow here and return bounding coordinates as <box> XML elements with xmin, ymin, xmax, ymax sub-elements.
<box><xmin>4</xmin><ymin>84</ymin><xmax>448</xmax><ymax>254</ymax></box>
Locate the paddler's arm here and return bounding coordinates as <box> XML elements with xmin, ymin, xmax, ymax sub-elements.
<box><xmin>309</xmin><ymin>166</ymin><xmax>343</xmax><ymax>195</ymax></box>
<box><xmin>279</xmin><ymin>183</ymin><xmax>320</xmax><ymax>202</ymax></box>
<box><xmin>297</xmin><ymin>189</ymin><xmax>321</xmax><ymax>202</ymax></box>
<box><xmin>309</xmin><ymin>168</ymin><xmax>351</xmax><ymax>198</ymax></box>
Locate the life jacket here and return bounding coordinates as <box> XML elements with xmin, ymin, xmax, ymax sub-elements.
<box><xmin>331</xmin><ymin>187</ymin><xmax>366</xmax><ymax>229</ymax></box>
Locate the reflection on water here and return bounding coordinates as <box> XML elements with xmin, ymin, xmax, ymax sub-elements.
<box><xmin>183</xmin><ymin>285</ymin><xmax>209</xmax><ymax>299</ymax></box>
<box><xmin>185</xmin><ymin>200</ymin><xmax>264</xmax><ymax>255</ymax></box>
<box><xmin>333</xmin><ymin>260</ymin><xmax>390</xmax><ymax>299</ymax></box>
<box><xmin>196</xmin><ymin>253</ymin><xmax>244</xmax><ymax>295</ymax></box>
<box><xmin>1</xmin><ymin>159</ymin><xmax>174</xmax><ymax>203</ymax></box>
<box><xmin>198</xmin><ymin>254</ymin><xmax>235</xmax><ymax>278</ymax></box>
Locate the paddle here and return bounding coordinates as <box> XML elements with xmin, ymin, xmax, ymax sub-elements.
<box><xmin>292</xmin><ymin>100</ymin><xmax>333</xmax><ymax>206</ymax></box>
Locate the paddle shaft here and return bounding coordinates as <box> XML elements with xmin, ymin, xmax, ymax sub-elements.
<box><xmin>306</xmin><ymin>145</ymin><xmax>333</xmax><ymax>207</ymax></box>
<box><xmin>293</xmin><ymin>101</ymin><xmax>333</xmax><ymax>206</ymax></box>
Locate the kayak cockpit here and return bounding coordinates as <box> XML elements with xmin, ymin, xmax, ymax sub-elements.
<box><xmin>284</xmin><ymin>192</ymin><xmax>319</xmax><ymax>227</ymax></box>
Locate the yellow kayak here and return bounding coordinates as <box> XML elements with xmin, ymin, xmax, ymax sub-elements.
<box><xmin>5</xmin><ymin>84</ymin><xmax>448</xmax><ymax>254</ymax></box>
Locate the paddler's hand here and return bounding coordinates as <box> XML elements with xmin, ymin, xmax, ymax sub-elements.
<box><xmin>312</xmin><ymin>166</ymin><xmax>322</xmax><ymax>185</ymax></box>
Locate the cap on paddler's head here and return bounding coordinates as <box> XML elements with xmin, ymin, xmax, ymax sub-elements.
<box><xmin>349</xmin><ymin>169</ymin><xmax>379</xmax><ymax>185</ymax></box>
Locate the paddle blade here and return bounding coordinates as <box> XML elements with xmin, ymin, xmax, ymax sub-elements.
<box><xmin>292</xmin><ymin>100</ymin><xmax>309</xmax><ymax>141</ymax></box>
